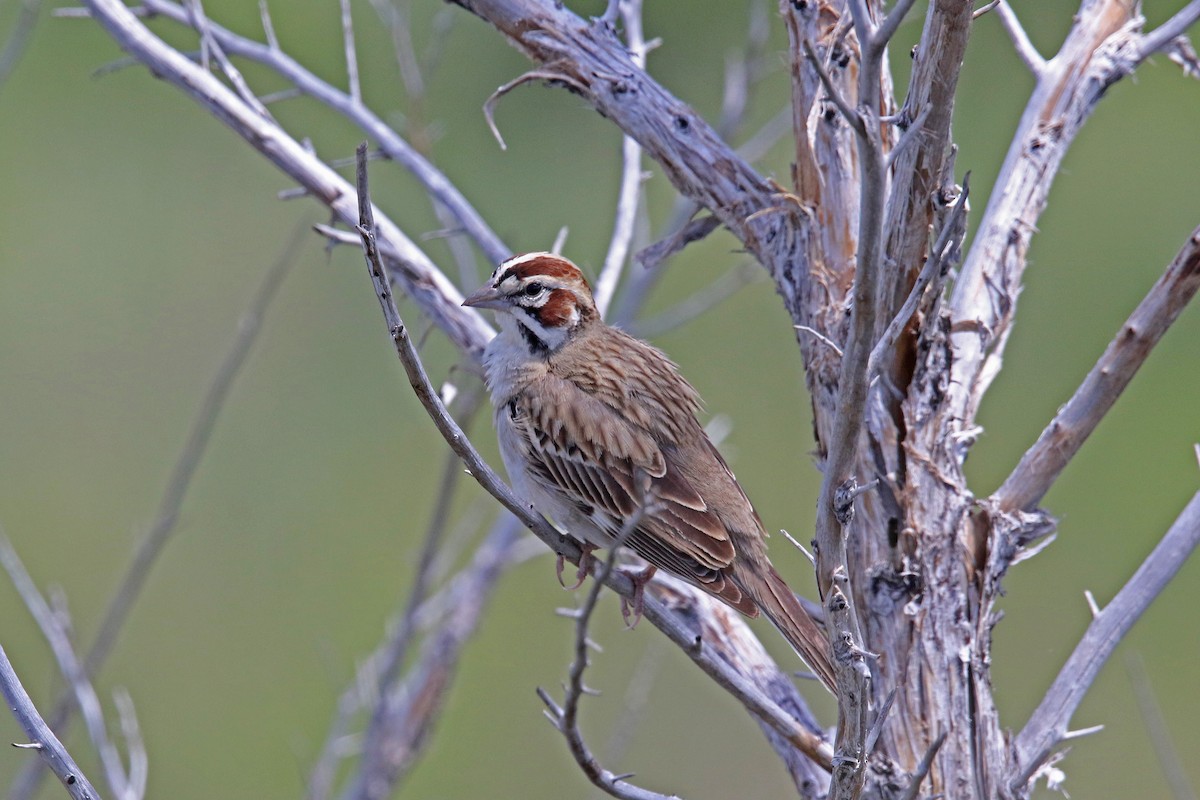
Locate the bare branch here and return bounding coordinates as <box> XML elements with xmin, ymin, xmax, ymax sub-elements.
<box><xmin>0</xmin><ymin>0</ymin><xmax>40</xmax><ymax>94</ymax></box>
<box><xmin>1139</xmin><ymin>0</ymin><xmax>1200</xmax><ymax>57</ymax></box>
<box><xmin>9</xmin><ymin>224</ymin><xmax>302</xmax><ymax>800</ymax></box>
<box><xmin>801</xmin><ymin>38</ymin><xmax>863</xmax><ymax>135</ymax></box>
<box><xmin>538</xmin><ymin>502</ymin><xmax>675</xmax><ymax>800</ymax></box>
<box><xmin>338</xmin><ymin>0</ymin><xmax>361</xmax><ymax>103</ymax></box>
<box><xmin>994</xmin><ymin>224</ymin><xmax>1200</xmax><ymax>512</ymax></box>
<box><xmin>1</xmin><ymin>537</ymin><xmax>133</xmax><ymax>799</ymax></box>
<box><xmin>112</xmin><ymin>689</ymin><xmax>147</xmax><ymax>800</ymax></box>
<box><xmin>595</xmin><ymin>0</ymin><xmax>648</xmax><ymax>319</ymax></box>
<box><xmin>899</xmin><ymin>731</ymin><xmax>947</xmax><ymax>800</ymax></box>
<box><xmin>950</xmin><ymin>0</ymin><xmax>1176</xmax><ymax>424</ymax></box>
<box><xmin>483</xmin><ymin>68</ymin><xmax>587</xmax><ymax>151</ymax></box>
<box><xmin>0</xmin><ymin>645</ymin><xmax>103</xmax><ymax>800</ymax></box>
<box><xmin>1012</xmin><ymin>490</ymin><xmax>1200</xmax><ymax>790</ymax></box>
<box><xmin>994</xmin><ymin>1</ymin><xmax>1047</xmax><ymax>75</ymax></box>
<box><xmin>337</xmin><ymin>516</ymin><xmax>523</xmax><ymax>800</ymax></box>
<box><xmin>873</xmin><ymin>0</ymin><xmax>919</xmax><ymax>52</ymax></box>
<box><xmin>85</xmin><ymin>0</ymin><xmax>506</xmax><ymax>352</ymax></box>
<box><xmin>142</xmin><ymin>0</ymin><xmax>507</xmax><ymax>266</ymax></box>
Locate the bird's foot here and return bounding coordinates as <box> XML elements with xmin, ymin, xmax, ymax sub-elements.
<box><xmin>620</xmin><ymin>564</ymin><xmax>658</xmax><ymax>628</ymax></box>
<box><xmin>556</xmin><ymin>543</ymin><xmax>597</xmax><ymax>590</ymax></box>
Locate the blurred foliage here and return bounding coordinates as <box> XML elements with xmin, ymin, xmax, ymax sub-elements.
<box><xmin>1</xmin><ymin>1</ymin><xmax>1198</xmax><ymax>799</ymax></box>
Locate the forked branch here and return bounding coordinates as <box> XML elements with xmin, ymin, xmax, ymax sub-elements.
<box><xmin>1012</xmin><ymin>490</ymin><xmax>1200</xmax><ymax>789</ymax></box>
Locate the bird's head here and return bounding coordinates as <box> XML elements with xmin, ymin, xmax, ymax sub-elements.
<box><xmin>463</xmin><ymin>252</ymin><xmax>598</xmax><ymax>354</ymax></box>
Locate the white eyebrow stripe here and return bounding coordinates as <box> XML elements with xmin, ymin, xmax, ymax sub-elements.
<box><xmin>500</xmin><ymin>251</ymin><xmax>555</xmax><ymax>271</ymax></box>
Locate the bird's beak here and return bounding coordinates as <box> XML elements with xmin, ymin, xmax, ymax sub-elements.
<box><xmin>461</xmin><ymin>285</ymin><xmax>507</xmax><ymax>311</ymax></box>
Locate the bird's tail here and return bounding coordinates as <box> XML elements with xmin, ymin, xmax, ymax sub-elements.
<box><xmin>742</xmin><ymin>563</ymin><xmax>837</xmax><ymax>693</ymax></box>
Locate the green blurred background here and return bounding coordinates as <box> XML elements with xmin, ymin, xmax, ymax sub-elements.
<box><xmin>1</xmin><ymin>1</ymin><xmax>1198</xmax><ymax>798</ymax></box>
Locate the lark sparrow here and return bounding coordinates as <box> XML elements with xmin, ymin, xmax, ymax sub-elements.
<box><xmin>463</xmin><ymin>252</ymin><xmax>834</xmax><ymax>690</ymax></box>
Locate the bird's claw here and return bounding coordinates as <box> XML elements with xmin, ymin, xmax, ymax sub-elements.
<box><xmin>556</xmin><ymin>543</ymin><xmax>596</xmax><ymax>590</ymax></box>
<box><xmin>620</xmin><ymin>564</ymin><xmax>658</xmax><ymax>628</ymax></box>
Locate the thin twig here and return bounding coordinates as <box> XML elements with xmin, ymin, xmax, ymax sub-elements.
<box><xmin>187</xmin><ymin>0</ymin><xmax>271</xmax><ymax>118</ymax></box>
<box><xmin>258</xmin><ymin>0</ymin><xmax>279</xmax><ymax>51</ymax></box>
<box><xmin>1012</xmin><ymin>490</ymin><xmax>1200</xmax><ymax>790</ymax></box>
<box><xmin>538</xmin><ymin>501</ymin><xmax>675</xmax><ymax>800</ymax></box>
<box><xmin>883</xmin><ymin>102</ymin><xmax>932</xmax><ymax>171</ymax></box>
<box><xmin>867</xmin><ymin>174</ymin><xmax>970</xmax><ymax>380</ymax></box>
<box><xmin>337</xmin><ymin>516</ymin><xmax>523</xmax><ymax>800</ymax></box>
<box><xmin>899</xmin><ymin>731</ymin><xmax>947</xmax><ymax>800</ymax></box>
<box><xmin>8</xmin><ymin>223</ymin><xmax>303</xmax><ymax>800</ymax></box>
<box><xmin>0</xmin><ymin>646</ymin><xmax>104</xmax><ymax>800</ymax></box>
<box><xmin>112</xmin><ymin>688</ymin><xmax>147</xmax><ymax>800</ymax></box>
<box><xmin>795</xmin><ymin>325</ymin><xmax>844</xmax><ymax>358</ymax></box>
<box><xmin>598</xmin><ymin>637</ymin><xmax>666</xmax><ymax>776</ymax></box>
<box><xmin>137</xmin><ymin>0</ymin><xmax>510</xmax><ymax>268</ymax></box>
<box><xmin>994</xmin><ymin>224</ymin><xmax>1200</xmax><ymax>512</ymax></box>
<box><xmin>483</xmin><ymin>68</ymin><xmax>585</xmax><ymax>151</ymax></box>
<box><xmin>972</xmin><ymin>0</ymin><xmax>999</xmax><ymax>19</ymax></box>
<box><xmin>337</xmin><ymin>398</ymin><xmax>485</xmax><ymax>798</ymax></box>
<box><xmin>0</xmin><ymin>537</ymin><xmax>133</xmax><ymax>799</ymax></box>
<box><xmin>632</xmin><ymin>215</ymin><xmax>720</xmax><ymax>273</ymax></box>
<box><xmin>339</xmin><ymin>0</ymin><xmax>361</xmax><ymax>103</ymax></box>
<box><xmin>92</xmin><ymin>228</ymin><xmax>302</xmax><ymax>673</ymax></box>
<box><xmin>801</xmin><ymin>38</ymin><xmax>863</xmax><ymax>135</ymax></box>
<box><xmin>307</xmin><ymin>438</ymin><xmax>475</xmax><ymax>799</ymax></box>
<box><xmin>595</xmin><ymin>0</ymin><xmax>647</xmax><ymax>319</ymax></box>
<box><xmin>994</xmin><ymin>1</ymin><xmax>1047</xmax><ymax>76</ymax></box>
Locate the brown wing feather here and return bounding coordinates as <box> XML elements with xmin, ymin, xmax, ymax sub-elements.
<box><xmin>512</xmin><ymin>373</ymin><xmax>737</xmax><ymax>580</ymax></box>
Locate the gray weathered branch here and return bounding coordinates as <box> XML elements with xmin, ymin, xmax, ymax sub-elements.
<box><xmin>1012</xmin><ymin>490</ymin><xmax>1200</xmax><ymax>790</ymax></box>
<box><xmin>994</xmin><ymin>224</ymin><xmax>1200</xmax><ymax>512</ymax></box>
<box><xmin>0</xmin><ymin>645</ymin><xmax>104</xmax><ymax>800</ymax></box>
<box><xmin>80</xmin><ymin>0</ymin><xmax>495</xmax><ymax>361</ymax></box>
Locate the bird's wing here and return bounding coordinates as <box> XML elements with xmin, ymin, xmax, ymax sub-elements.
<box><xmin>512</xmin><ymin>375</ymin><xmax>757</xmax><ymax>614</ymax></box>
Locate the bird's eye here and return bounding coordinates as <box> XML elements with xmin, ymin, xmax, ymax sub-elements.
<box><xmin>524</xmin><ymin>282</ymin><xmax>545</xmax><ymax>297</ymax></box>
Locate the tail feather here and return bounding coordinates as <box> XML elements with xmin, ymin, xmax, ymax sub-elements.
<box><xmin>744</xmin><ymin>565</ymin><xmax>837</xmax><ymax>692</ymax></box>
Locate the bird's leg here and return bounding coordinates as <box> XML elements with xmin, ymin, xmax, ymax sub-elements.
<box><xmin>556</xmin><ymin>542</ymin><xmax>597</xmax><ymax>590</ymax></box>
<box><xmin>620</xmin><ymin>564</ymin><xmax>658</xmax><ymax>628</ymax></box>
